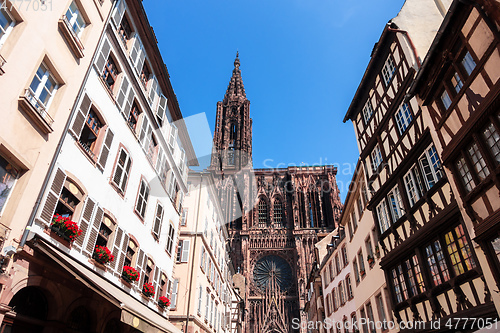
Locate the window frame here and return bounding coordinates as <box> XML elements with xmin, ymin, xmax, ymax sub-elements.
<box><xmin>394</xmin><ymin>102</ymin><xmax>413</xmax><ymax>135</ymax></box>
<box><xmin>134</xmin><ymin>178</ymin><xmax>150</xmax><ymax>220</ymax></box>
<box><xmin>165</xmin><ymin>222</ymin><xmax>175</xmax><ymax>255</ymax></box>
<box><xmin>0</xmin><ymin>7</ymin><xmax>15</xmax><ymax>47</ymax></box>
<box><xmin>111</xmin><ymin>147</ymin><xmax>132</xmax><ymax>194</ymax></box>
<box><xmin>381</xmin><ymin>55</ymin><xmax>396</xmax><ymax>86</ymax></box>
<box><xmin>28</xmin><ymin>62</ymin><xmax>59</xmax><ymax>111</ymax></box>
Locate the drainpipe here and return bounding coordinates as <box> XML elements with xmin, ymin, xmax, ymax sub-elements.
<box><xmin>18</xmin><ymin>2</ymin><xmax>116</xmax><ymax>250</ymax></box>
<box><xmin>387</xmin><ymin>27</ymin><xmax>421</xmax><ymax>67</ymax></box>
<box><xmin>185</xmin><ymin>172</ymin><xmax>204</xmax><ymax>332</ymax></box>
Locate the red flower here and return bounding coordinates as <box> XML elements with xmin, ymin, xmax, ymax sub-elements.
<box><xmin>158</xmin><ymin>296</ymin><xmax>171</xmax><ymax>308</ymax></box>
<box><xmin>51</xmin><ymin>215</ymin><xmax>82</xmax><ymax>242</ymax></box>
<box><xmin>122</xmin><ymin>266</ymin><xmax>140</xmax><ymax>282</ymax></box>
<box><xmin>142</xmin><ymin>282</ymin><xmax>155</xmax><ymax>297</ymax></box>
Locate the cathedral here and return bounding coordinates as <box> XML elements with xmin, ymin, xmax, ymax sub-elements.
<box><xmin>209</xmin><ymin>54</ymin><xmax>343</xmax><ymax>332</ymax></box>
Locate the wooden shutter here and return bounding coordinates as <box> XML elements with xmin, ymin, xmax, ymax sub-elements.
<box><xmin>40</xmin><ymin>168</ymin><xmax>67</xmax><ymax>224</ymax></box>
<box><xmin>152</xmin><ymin>203</ymin><xmax>163</xmax><ymax>239</ymax></box>
<box><xmin>115</xmin><ymin>231</ymin><xmax>129</xmax><ymax>277</ymax></box>
<box><xmin>148</xmin><ymin>77</ymin><xmax>158</xmax><ymax>106</ymax></box>
<box><xmin>138</xmin><ymin>115</ymin><xmax>150</xmax><ymax>147</ymax></box>
<box><xmin>136</xmin><ymin>249</ymin><xmax>146</xmax><ymax>286</ymax></box>
<box><xmin>135</xmin><ymin>48</ymin><xmax>146</xmax><ymax>74</ymax></box>
<box><xmin>116</xmin><ymin>75</ymin><xmax>129</xmax><ymax>109</ymax></box>
<box><xmin>98</xmin><ymin>128</ymin><xmax>114</xmax><ymax>170</ymax></box>
<box><xmin>69</xmin><ymin>94</ymin><xmax>92</xmax><ymax>139</ymax></box>
<box><xmin>112</xmin><ymin>149</ymin><xmax>125</xmax><ymax>188</ymax></box>
<box><xmin>122</xmin><ymin>88</ymin><xmax>135</xmax><ymax>120</ymax></box>
<box><xmin>129</xmin><ymin>35</ymin><xmax>141</xmax><ymax>65</ymax></box>
<box><xmin>181</xmin><ymin>239</ymin><xmax>190</xmax><ymax>263</ymax></box>
<box><xmin>110</xmin><ymin>227</ymin><xmax>123</xmax><ymax>271</ymax></box>
<box><xmin>152</xmin><ymin>266</ymin><xmax>160</xmax><ymax>300</ymax></box>
<box><xmin>95</xmin><ymin>38</ymin><xmax>111</xmax><ymax>74</ymax></box>
<box><xmin>168</xmin><ymin>124</ymin><xmax>177</xmax><ymax>151</ymax></box>
<box><xmin>85</xmin><ymin>205</ymin><xmax>103</xmax><ymax>256</ymax></box>
<box><xmin>157</xmin><ymin>95</ymin><xmax>167</xmax><ymax>121</ymax></box>
<box><xmin>74</xmin><ymin>197</ymin><xmax>95</xmax><ymax>251</ymax></box>
<box><xmin>111</xmin><ymin>0</ymin><xmax>125</xmax><ymax>28</ymax></box>
<box><xmin>155</xmin><ymin>146</ymin><xmax>165</xmax><ymax>175</ymax></box>
<box><xmin>171</xmin><ymin>279</ymin><xmax>178</xmax><ymax>308</ymax></box>
<box><xmin>179</xmin><ymin>149</ymin><xmax>186</xmax><ymax>174</ymax></box>
<box><xmin>120</xmin><ymin>154</ymin><xmax>131</xmax><ymax>192</ymax></box>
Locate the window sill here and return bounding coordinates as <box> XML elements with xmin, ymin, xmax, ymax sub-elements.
<box><xmin>18</xmin><ymin>91</ymin><xmax>54</xmax><ymax>135</ymax></box>
<box><xmin>58</xmin><ymin>16</ymin><xmax>85</xmax><ymax>59</ymax></box>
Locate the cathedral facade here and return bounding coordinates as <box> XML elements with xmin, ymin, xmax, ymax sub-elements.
<box><xmin>209</xmin><ymin>54</ymin><xmax>343</xmax><ymax>332</ymax></box>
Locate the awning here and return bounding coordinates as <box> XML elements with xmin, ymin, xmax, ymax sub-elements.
<box><xmin>32</xmin><ymin>238</ymin><xmax>182</xmax><ymax>333</ymax></box>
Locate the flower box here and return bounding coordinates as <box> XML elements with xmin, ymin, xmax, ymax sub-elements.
<box><xmin>88</xmin><ymin>258</ymin><xmax>107</xmax><ymax>272</ymax></box>
<box><xmin>142</xmin><ymin>282</ymin><xmax>155</xmax><ymax>298</ymax></box>
<box><xmin>93</xmin><ymin>246</ymin><xmax>114</xmax><ymax>265</ymax></box>
<box><xmin>122</xmin><ymin>266</ymin><xmax>140</xmax><ymax>283</ymax></box>
<box><xmin>51</xmin><ymin>215</ymin><xmax>82</xmax><ymax>242</ymax></box>
<box><xmin>158</xmin><ymin>296</ymin><xmax>170</xmax><ymax>309</ymax></box>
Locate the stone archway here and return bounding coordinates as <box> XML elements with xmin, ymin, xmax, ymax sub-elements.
<box><xmin>1</xmin><ymin>286</ymin><xmax>49</xmax><ymax>332</ymax></box>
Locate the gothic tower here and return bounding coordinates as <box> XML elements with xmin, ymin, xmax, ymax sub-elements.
<box><xmin>211</xmin><ymin>54</ymin><xmax>343</xmax><ymax>333</ymax></box>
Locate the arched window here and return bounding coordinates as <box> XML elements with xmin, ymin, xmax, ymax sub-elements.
<box><xmin>273</xmin><ymin>199</ymin><xmax>283</xmax><ymax>227</ymax></box>
<box><xmin>54</xmin><ymin>178</ymin><xmax>84</xmax><ymax>220</ymax></box>
<box><xmin>68</xmin><ymin>306</ymin><xmax>91</xmax><ymax>331</ymax></box>
<box><xmin>258</xmin><ymin>199</ymin><xmax>268</xmax><ymax>228</ymax></box>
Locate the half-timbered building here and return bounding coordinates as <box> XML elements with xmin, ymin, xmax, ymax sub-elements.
<box><xmin>344</xmin><ymin>0</ymin><xmax>498</xmax><ymax>330</ymax></box>
<box><xmin>410</xmin><ymin>0</ymin><xmax>500</xmax><ymax>318</ymax></box>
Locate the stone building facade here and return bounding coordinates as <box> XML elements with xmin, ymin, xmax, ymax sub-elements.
<box><xmin>209</xmin><ymin>55</ymin><xmax>343</xmax><ymax>333</ymax></box>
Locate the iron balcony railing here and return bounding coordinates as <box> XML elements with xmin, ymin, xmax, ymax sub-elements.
<box><xmin>24</xmin><ymin>89</ymin><xmax>55</xmax><ymax>127</ymax></box>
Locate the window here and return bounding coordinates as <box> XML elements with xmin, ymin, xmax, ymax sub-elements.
<box><xmin>140</xmin><ymin>63</ymin><xmax>151</xmax><ymax>88</ymax></box>
<box><xmin>198</xmin><ymin>285</ymin><xmax>203</xmax><ymax>315</ymax></box>
<box><xmin>482</xmin><ymin>122</ymin><xmax>500</xmax><ymax>165</ymax></box>
<box><xmin>158</xmin><ymin>274</ymin><xmax>167</xmax><ymax>300</ymax></box>
<box><xmin>391</xmin><ymin>255</ymin><xmax>425</xmax><ymax>304</ymax></box>
<box><xmin>95</xmin><ymin>215</ymin><xmax>115</xmax><ymax>248</ymax></box>
<box><xmin>152</xmin><ymin>203</ymin><xmax>164</xmax><ymax>239</ymax></box>
<box><xmin>365</xmin><ymin>238</ymin><xmax>374</xmax><ymax>267</ymax></box>
<box><xmin>366</xmin><ymin>303</ymin><xmax>376</xmax><ymax>333</ymax></box>
<box><xmin>461</xmin><ymin>51</ymin><xmax>476</xmax><ymax>76</ymax></box>
<box><xmin>467</xmin><ymin>142</ymin><xmax>489</xmax><ymax>180</ymax></box>
<box><xmin>170</xmin><ymin>279</ymin><xmax>179</xmax><ymax>309</ymax></box>
<box><xmin>54</xmin><ymin>179</ymin><xmax>82</xmax><ymax>220</ymax></box>
<box><xmin>345</xmin><ymin>275</ymin><xmax>353</xmax><ymax>299</ymax></box>
<box><xmin>0</xmin><ymin>7</ymin><xmax>15</xmax><ymax>45</ymax></box>
<box><xmin>354</xmin><ymin>259</ymin><xmax>360</xmax><ymax>282</ymax></box>
<box><xmin>339</xmin><ymin>281</ymin><xmax>345</xmax><ymax>305</ymax></box>
<box><xmin>444</xmin><ymin>224</ymin><xmax>476</xmax><ymax>275</ymax></box>
<box><xmin>387</xmin><ymin>185</ymin><xmax>404</xmax><ymax>223</ymax></box>
<box><xmin>200</xmin><ymin>246</ymin><xmax>206</xmax><ymax>272</ymax></box>
<box><xmin>362</xmin><ymin>100</ymin><xmax>373</xmax><ymax>124</ymax></box>
<box><xmin>111</xmin><ymin>148</ymin><xmax>131</xmax><ymax>193</ymax></box>
<box><xmin>395</xmin><ymin>103</ymin><xmax>413</xmax><ymax>134</ymax></box>
<box><xmin>382</xmin><ymin>56</ymin><xmax>396</xmax><ymax>86</ymax></box>
<box><xmin>176</xmin><ymin>239</ymin><xmax>190</xmax><ymax>263</ymax></box>
<box><xmin>181</xmin><ymin>208</ymin><xmax>188</xmax><ymax>226</ymax></box>
<box><xmin>391</xmin><ymin>265</ymin><xmax>408</xmax><ymax>303</ymax></box>
<box><xmin>127</xmin><ymin>102</ymin><xmax>142</xmax><ymax>131</ymax></box>
<box><xmin>419</xmin><ymin>144</ymin><xmax>443</xmax><ymax>189</ymax></box>
<box><xmin>78</xmin><ymin>109</ymin><xmax>102</xmax><ymax>157</ymax></box>
<box><xmin>377</xmin><ymin>294</ymin><xmax>386</xmax><ymax>323</ymax></box>
<box><xmin>166</xmin><ymin>223</ymin><xmax>175</xmax><ymax>255</ymax></box>
<box><xmin>342</xmin><ymin>246</ymin><xmax>348</xmax><ymax>267</ymax></box>
<box><xmin>258</xmin><ymin>199</ymin><xmax>268</xmax><ymax>228</ymax></box>
<box><xmin>124</xmin><ymin>240</ymin><xmax>137</xmax><ymax>267</ymax></box>
<box><xmin>117</xmin><ymin>15</ymin><xmax>132</xmax><ymax>46</ymax></box>
<box><xmin>371</xmin><ymin>145</ymin><xmax>382</xmax><ymax>171</ymax></box>
<box><xmin>0</xmin><ymin>155</ymin><xmax>19</xmax><ymax>215</ymax></box>
<box><xmin>205</xmin><ymin>291</ymin><xmax>210</xmax><ymax>321</ymax></box>
<box><xmin>143</xmin><ymin>258</ymin><xmax>153</xmax><ymax>284</ymax></box>
<box><xmin>425</xmin><ymin>240</ymin><xmax>450</xmax><ymax>286</ymax></box>
<box><xmin>273</xmin><ymin>199</ymin><xmax>283</xmax><ymax>227</ymax></box>
<box><xmin>65</xmin><ymin>1</ymin><xmax>85</xmax><ymax>37</ymax></box>
<box><xmin>102</xmin><ymin>55</ymin><xmax>119</xmax><ymax>91</ymax></box>
<box><xmin>376</xmin><ymin>200</ymin><xmax>390</xmax><ymax>233</ymax></box>
<box><xmin>451</xmin><ymin>72</ymin><xmax>463</xmax><ymax>93</ymax></box>
<box><xmin>403</xmin><ymin>167</ymin><xmax>422</xmax><ymax>207</ymax></box>
<box><xmin>358</xmin><ymin>252</ymin><xmax>365</xmax><ymax>277</ymax></box>
<box><xmin>135</xmin><ymin>179</ymin><xmax>149</xmax><ymax>219</ymax></box>
<box><xmin>28</xmin><ymin>62</ymin><xmax>58</xmax><ymax>111</ymax></box>
<box><xmin>440</xmin><ymin>90</ymin><xmax>452</xmax><ymax>110</ymax></box>
<box><xmin>456</xmin><ymin>156</ymin><xmax>475</xmax><ymax>193</ymax></box>
<box><xmin>329</xmin><ymin>261</ymin><xmax>334</xmax><ymax>281</ymax></box>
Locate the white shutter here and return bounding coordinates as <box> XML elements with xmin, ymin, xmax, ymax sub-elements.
<box><xmin>136</xmin><ymin>249</ymin><xmax>146</xmax><ymax>286</ymax></box>
<box><xmin>129</xmin><ymin>35</ymin><xmax>142</xmax><ymax>67</ymax></box>
<box><xmin>135</xmin><ymin>48</ymin><xmax>146</xmax><ymax>74</ymax></box>
<box><xmin>122</xmin><ymin>88</ymin><xmax>135</xmax><ymax>120</ymax></box>
<box><xmin>69</xmin><ymin>94</ymin><xmax>92</xmax><ymax>139</ymax></box>
<box><xmin>111</xmin><ymin>0</ymin><xmax>126</xmax><ymax>28</ymax></box>
<box><xmin>179</xmin><ymin>149</ymin><xmax>186</xmax><ymax>174</ymax></box>
<box><xmin>39</xmin><ymin>168</ymin><xmax>67</xmax><ymax>224</ymax></box>
<box><xmin>98</xmin><ymin>128</ymin><xmax>114</xmax><ymax>170</ymax></box>
<box><xmin>148</xmin><ymin>77</ymin><xmax>158</xmax><ymax>106</ymax></box>
<box><xmin>139</xmin><ymin>115</ymin><xmax>151</xmax><ymax>148</ymax></box>
<box><xmin>115</xmin><ymin>230</ymin><xmax>129</xmax><ymax>277</ymax></box>
<box><xmin>157</xmin><ymin>94</ymin><xmax>167</xmax><ymax>121</ymax></box>
<box><xmin>121</xmin><ymin>154</ymin><xmax>132</xmax><ymax>192</ymax></box>
<box><xmin>95</xmin><ymin>38</ymin><xmax>111</xmax><ymax>74</ymax></box>
<box><xmin>110</xmin><ymin>227</ymin><xmax>124</xmax><ymax>272</ymax></box>
<box><xmin>116</xmin><ymin>75</ymin><xmax>130</xmax><ymax>109</ymax></box>
<box><xmin>181</xmin><ymin>239</ymin><xmax>190</xmax><ymax>263</ymax></box>
<box><xmin>168</xmin><ymin>124</ymin><xmax>177</xmax><ymax>151</ymax></box>
<box><xmin>85</xmin><ymin>205</ymin><xmax>103</xmax><ymax>256</ymax></box>
<box><xmin>152</xmin><ymin>203</ymin><xmax>163</xmax><ymax>239</ymax></box>
<box><xmin>153</xmin><ymin>267</ymin><xmax>160</xmax><ymax>300</ymax></box>
<box><xmin>167</xmin><ymin>172</ymin><xmax>176</xmax><ymax>199</ymax></box>
<box><xmin>155</xmin><ymin>146</ymin><xmax>165</xmax><ymax>175</ymax></box>
<box><xmin>74</xmin><ymin>197</ymin><xmax>96</xmax><ymax>252</ymax></box>
<box><xmin>171</xmin><ymin>279</ymin><xmax>179</xmax><ymax>308</ymax></box>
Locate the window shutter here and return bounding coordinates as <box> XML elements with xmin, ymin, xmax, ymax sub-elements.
<box><xmin>157</xmin><ymin>95</ymin><xmax>167</xmax><ymax>121</ymax></box>
<box><xmin>95</xmin><ymin>38</ymin><xmax>111</xmax><ymax>74</ymax></box>
<box><xmin>111</xmin><ymin>0</ymin><xmax>126</xmax><ymax>28</ymax></box>
<box><xmin>153</xmin><ymin>266</ymin><xmax>160</xmax><ymax>300</ymax></box>
<box><xmin>148</xmin><ymin>77</ymin><xmax>158</xmax><ymax>106</ymax></box>
<box><xmin>179</xmin><ymin>149</ymin><xmax>186</xmax><ymax>174</ymax></box>
<box><xmin>122</xmin><ymin>88</ymin><xmax>135</xmax><ymax>121</ymax></box>
<box><xmin>69</xmin><ymin>94</ymin><xmax>92</xmax><ymax>139</ymax></box>
<box><xmin>153</xmin><ymin>204</ymin><xmax>163</xmax><ymax>238</ymax></box>
<box><xmin>167</xmin><ymin>173</ymin><xmax>176</xmax><ymax>200</ymax></box>
<box><xmin>40</xmin><ymin>168</ymin><xmax>67</xmax><ymax>224</ymax></box>
<box><xmin>129</xmin><ymin>35</ymin><xmax>141</xmax><ymax>65</ymax></box>
<box><xmin>168</xmin><ymin>124</ymin><xmax>177</xmax><ymax>151</ymax></box>
<box><xmin>139</xmin><ymin>115</ymin><xmax>151</xmax><ymax>147</ymax></box>
<box><xmin>181</xmin><ymin>239</ymin><xmax>190</xmax><ymax>263</ymax></box>
<box><xmin>155</xmin><ymin>146</ymin><xmax>165</xmax><ymax>175</ymax></box>
<box><xmin>74</xmin><ymin>197</ymin><xmax>95</xmax><ymax>251</ymax></box>
<box><xmin>85</xmin><ymin>205</ymin><xmax>103</xmax><ymax>256</ymax></box>
<box><xmin>115</xmin><ymin>232</ymin><xmax>129</xmax><ymax>277</ymax></box>
<box><xmin>121</xmin><ymin>154</ymin><xmax>132</xmax><ymax>193</ymax></box>
<box><xmin>98</xmin><ymin>128</ymin><xmax>114</xmax><ymax>170</ymax></box>
<box><xmin>116</xmin><ymin>75</ymin><xmax>129</xmax><ymax>109</ymax></box>
<box><xmin>112</xmin><ymin>149</ymin><xmax>125</xmax><ymax>188</ymax></box>
<box><xmin>171</xmin><ymin>279</ymin><xmax>178</xmax><ymax>308</ymax></box>
<box><xmin>136</xmin><ymin>249</ymin><xmax>146</xmax><ymax>286</ymax></box>
<box><xmin>110</xmin><ymin>227</ymin><xmax>123</xmax><ymax>272</ymax></box>
<box><xmin>135</xmin><ymin>48</ymin><xmax>146</xmax><ymax>74</ymax></box>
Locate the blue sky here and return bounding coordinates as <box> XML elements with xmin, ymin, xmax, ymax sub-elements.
<box><xmin>143</xmin><ymin>0</ymin><xmax>405</xmax><ymax>200</ymax></box>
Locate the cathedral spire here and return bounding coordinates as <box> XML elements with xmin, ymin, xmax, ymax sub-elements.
<box><xmin>224</xmin><ymin>51</ymin><xmax>246</xmax><ymax>102</ymax></box>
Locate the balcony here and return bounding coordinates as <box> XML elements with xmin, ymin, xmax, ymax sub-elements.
<box><xmin>58</xmin><ymin>15</ymin><xmax>84</xmax><ymax>58</ymax></box>
<box><xmin>0</xmin><ymin>55</ymin><xmax>5</xmax><ymax>75</ymax></box>
<box><xmin>18</xmin><ymin>89</ymin><xmax>54</xmax><ymax>134</ymax></box>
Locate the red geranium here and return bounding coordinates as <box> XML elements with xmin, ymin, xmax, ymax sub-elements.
<box><xmin>158</xmin><ymin>296</ymin><xmax>170</xmax><ymax>308</ymax></box>
<box><xmin>142</xmin><ymin>282</ymin><xmax>155</xmax><ymax>298</ymax></box>
<box><xmin>94</xmin><ymin>245</ymin><xmax>114</xmax><ymax>264</ymax></box>
<box><xmin>51</xmin><ymin>214</ymin><xmax>82</xmax><ymax>242</ymax></box>
<box><xmin>122</xmin><ymin>266</ymin><xmax>140</xmax><ymax>282</ymax></box>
